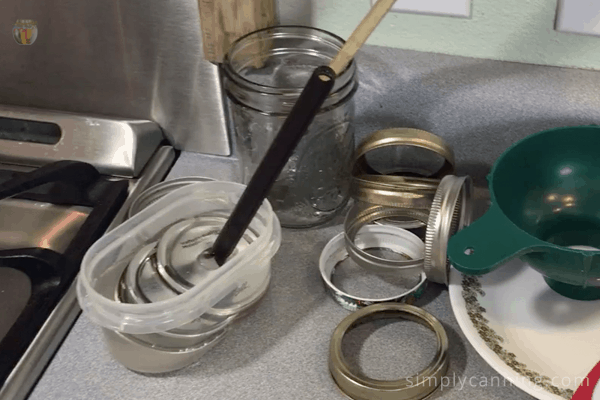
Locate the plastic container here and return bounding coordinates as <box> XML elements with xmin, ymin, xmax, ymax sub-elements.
<box><xmin>76</xmin><ymin>181</ymin><xmax>281</xmax><ymax>372</ymax></box>
<box><xmin>127</xmin><ymin>176</ymin><xmax>214</xmax><ymax>219</ymax></box>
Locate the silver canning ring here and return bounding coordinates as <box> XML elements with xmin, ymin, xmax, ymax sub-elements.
<box><xmin>130</xmin><ymin>316</ymin><xmax>233</xmax><ymax>349</ymax></box>
<box><xmin>424</xmin><ymin>175</ymin><xmax>473</xmax><ymax>285</ymax></box>
<box><xmin>121</xmin><ymin>242</ymin><xmax>158</xmax><ymax>303</ymax></box>
<box><xmin>344</xmin><ymin>203</ymin><xmax>429</xmax><ymax>275</ymax></box>
<box><xmin>209</xmin><ymin>270</ymin><xmax>272</xmax><ymax>318</ymax></box>
<box><xmin>320</xmin><ymin>230</ymin><xmax>427</xmax><ymax>311</ymax></box>
<box><xmin>119</xmin><ymin>325</ymin><xmax>228</xmax><ymax>357</ymax></box>
<box><xmin>115</xmin><ymin>243</ymin><xmax>236</xmax><ymax>347</ymax></box>
<box><xmin>373</xmin><ymin>216</ymin><xmax>428</xmax><ymax>230</ymax></box>
<box><xmin>155</xmin><ymin>219</ymin><xmax>206</xmax><ymax>293</ymax></box>
<box><xmin>155</xmin><ymin>215</ymin><xmax>259</xmax><ymax>293</ymax></box>
<box><xmin>329</xmin><ymin>303</ymin><xmax>449</xmax><ymax>400</ymax></box>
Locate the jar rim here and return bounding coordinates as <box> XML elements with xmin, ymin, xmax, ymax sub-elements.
<box><xmin>222</xmin><ymin>25</ymin><xmax>357</xmax><ymax>96</ymax></box>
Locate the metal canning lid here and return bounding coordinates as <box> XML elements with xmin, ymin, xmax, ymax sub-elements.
<box><xmin>117</xmin><ymin>241</ymin><xmax>235</xmax><ymax>341</ymax></box>
<box><xmin>128</xmin><ymin>177</ymin><xmax>215</xmax><ymax>219</ymax></box>
<box><xmin>156</xmin><ymin>215</ymin><xmax>270</xmax><ymax>317</ymax></box>
<box><xmin>424</xmin><ymin>175</ymin><xmax>474</xmax><ymax>285</ymax></box>
<box><xmin>156</xmin><ymin>216</ymin><xmax>254</xmax><ymax>290</ymax></box>
<box><xmin>121</xmin><ymin>242</ymin><xmax>169</xmax><ymax>304</ymax></box>
<box><xmin>210</xmin><ymin>270</ymin><xmax>271</xmax><ymax>317</ymax></box>
<box><xmin>156</xmin><ymin>218</ymin><xmax>226</xmax><ymax>293</ymax></box>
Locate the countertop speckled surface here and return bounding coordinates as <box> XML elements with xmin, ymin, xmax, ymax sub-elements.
<box><xmin>30</xmin><ymin>156</ymin><xmax>531</xmax><ymax>400</ymax></box>
<box><xmin>29</xmin><ymin>44</ymin><xmax>600</xmax><ymax>400</ymax></box>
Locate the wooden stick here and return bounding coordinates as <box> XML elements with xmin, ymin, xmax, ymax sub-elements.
<box><xmin>329</xmin><ymin>0</ymin><xmax>396</xmax><ymax>76</ymax></box>
<box><xmin>198</xmin><ymin>0</ymin><xmax>276</xmax><ymax>64</ymax></box>
<box><xmin>198</xmin><ymin>0</ymin><xmax>219</xmax><ymax>62</ymax></box>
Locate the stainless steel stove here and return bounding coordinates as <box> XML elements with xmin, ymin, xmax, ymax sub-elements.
<box><xmin>0</xmin><ymin>105</ymin><xmax>176</xmax><ymax>400</ymax></box>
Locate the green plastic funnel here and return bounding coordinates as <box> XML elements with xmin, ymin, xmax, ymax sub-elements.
<box><xmin>448</xmin><ymin>125</ymin><xmax>600</xmax><ymax>300</ymax></box>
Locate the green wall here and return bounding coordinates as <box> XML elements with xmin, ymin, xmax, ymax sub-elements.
<box><xmin>280</xmin><ymin>0</ymin><xmax>600</xmax><ymax>70</ymax></box>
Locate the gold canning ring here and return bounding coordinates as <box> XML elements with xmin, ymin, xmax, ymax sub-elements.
<box><xmin>424</xmin><ymin>175</ymin><xmax>474</xmax><ymax>285</ymax></box>
<box><xmin>356</xmin><ymin>174</ymin><xmax>440</xmax><ymax>190</ymax></box>
<box><xmin>353</xmin><ymin>128</ymin><xmax>455</xmax><ymax>179</ymax></box>
<box><xmin>352</xmin><ymin>175</ymin><xmax>439</xmax><ymax>210</ymax></box>
<box><xmin>351</xmin><ymin>175</ymin><xmax>440</xmax><ymax>228</ymax></box>
<box><xmin>329</xmin><ymin>303</ymin><xmax>449</xmax><ymax>400</ymax></box>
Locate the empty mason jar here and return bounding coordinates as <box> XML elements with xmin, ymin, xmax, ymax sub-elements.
<box><xmin>222</xmin><ymin>26</ymin><xmax>358</xmax><ymax>228</ymax></box>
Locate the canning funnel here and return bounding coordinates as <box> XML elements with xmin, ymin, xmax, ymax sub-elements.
<box><xmin>448</xmin><ymin>125</ymin><xmax>600</xmax><ymax>300</ymax></box>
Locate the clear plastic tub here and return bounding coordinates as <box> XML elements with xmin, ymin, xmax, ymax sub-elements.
<box><xmin>76</xmin><ymin>181</ymin><xmax>281</xmax><ymax>372</ymax></box>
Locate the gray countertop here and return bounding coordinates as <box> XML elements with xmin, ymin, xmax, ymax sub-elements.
<box><xmin>29</xmin><ymin>153</ymin><xmax>530</xmax><ymax>400</ymax></box>
<box><xmin>29</xmin><ymin>44</ymin><xmax>600</xmax><ymax>400</ymax></box>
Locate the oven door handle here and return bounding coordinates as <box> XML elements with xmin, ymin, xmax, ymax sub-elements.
<box><xmin>0</xmin><ymin>160</ymin><xmax>100</xmax><ymax>201</ymax></box>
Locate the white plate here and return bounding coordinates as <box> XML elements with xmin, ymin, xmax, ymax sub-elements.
<box><xmin>449</xmin><ymin>258</ymin><xmax>600</xmax><ymax>400</ymax></box>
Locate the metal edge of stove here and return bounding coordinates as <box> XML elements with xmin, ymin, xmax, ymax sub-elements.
<box><xmin>0</xmin><ymin>105</ymin><xmax>165</xmax><ymax>178</ymax></box>
<box><xmin>0</xmin><ymin>145</ymin><xmax>177</xmax><ymax>400</ymax></box>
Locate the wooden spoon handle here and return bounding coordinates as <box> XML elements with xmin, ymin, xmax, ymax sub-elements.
<box><xmin>329</xmin><ymin>0</ymin><xmax>396</xmax><ymax>75</ymax></box>
<box><xmin>198</xmin><ymin>0</ymin><xmax>276</xmax><ymax>64</ymax></box>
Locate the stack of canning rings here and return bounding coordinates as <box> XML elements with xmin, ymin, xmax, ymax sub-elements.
<box><xmin>321</xmin><ymin>128</ymin><xmax>473</xmax><ymax>400</ymax></box>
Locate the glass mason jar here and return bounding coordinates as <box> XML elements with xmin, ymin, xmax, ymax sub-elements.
<box><xmin>222</xmin><ymin>26</ymin><xmax>358</xmax><ymax>228</ymax></box>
